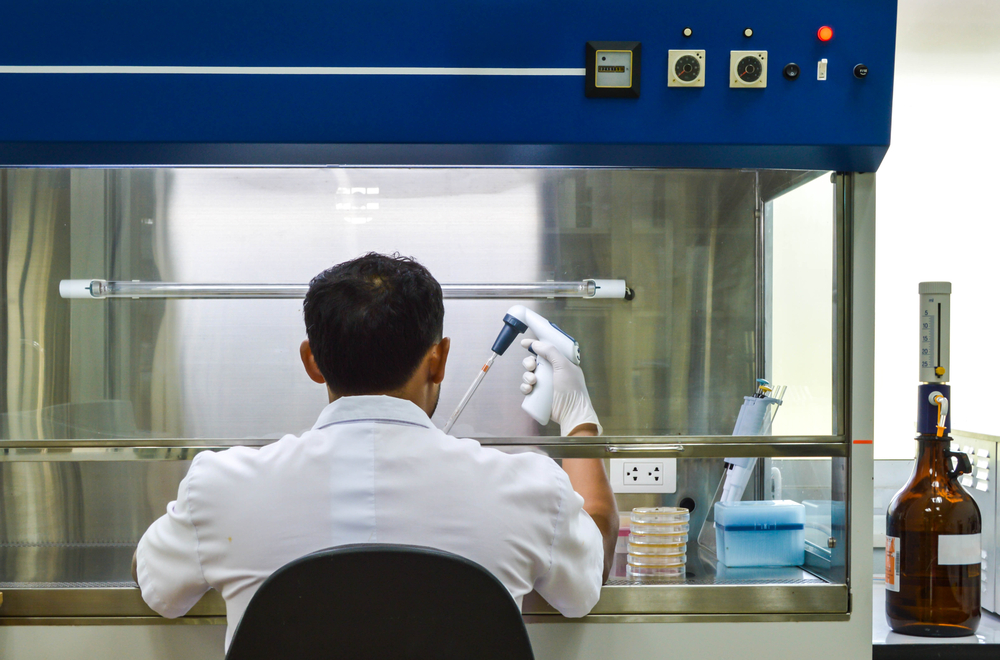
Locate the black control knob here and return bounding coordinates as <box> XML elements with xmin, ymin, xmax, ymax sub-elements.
<box><xmin>854</xmin><ymin>63</ymin><xmax>869</xmax><ymax>79</ymax></box>
<box><xmin>783</xmin><ymin>63</ymin><xmax>800</xmax><ymax>81</ymax></box>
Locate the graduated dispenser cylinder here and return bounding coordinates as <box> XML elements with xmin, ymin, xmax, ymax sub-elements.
<box><xmin>885</xmin><ymin>282</ymin><xmax>982</xmax><ymax>637</ymax></box>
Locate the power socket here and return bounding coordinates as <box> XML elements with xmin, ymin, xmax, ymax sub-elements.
<box><xmin>610</xmin><ymin>459</ymin><xmax>676</xmax><ymax>493</ymax></box>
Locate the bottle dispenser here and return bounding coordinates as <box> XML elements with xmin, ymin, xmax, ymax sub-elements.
<box><xmin>885</xmin><ymin>282</ymin><xmax>982</xmax><ymax>636</ymax></box>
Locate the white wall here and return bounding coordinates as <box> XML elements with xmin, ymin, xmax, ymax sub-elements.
<box><xmin>874</xmin><ymin>0</ymin><xmax>1000</xmax><ymax>458</ymax></box>
<box><xmin>770</xmin><ymin>177</ymin><xmax>833</xmax><ymax>437</ymax></box>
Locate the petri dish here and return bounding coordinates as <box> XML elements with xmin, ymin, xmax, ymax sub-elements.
<box><xmin>628</xmin><ymin>522</ymin><xmax>690</xmax><ymax>535</ymax></box>
<box><xmin>627</xmin><ymin>552</ymin><xmax>686</xmax><ymax>567</ymax></box>
<box><xmin>626</xmin><ymin>564</ymin><xmax>686</xmax><ymax>580</ymax></box>
<box><xmin>627</xmin><ymin>542</ymin><xmax>687</xmax><ymax>556</ymax></box>
<box><xmin>628</xmin><ymin>531</ymin><xmax>689</xmax><ymax>545</ymax></box>
<box><xmin>630</xmin><ymin>507</ymin><xmax>690</xmax><ymax>525</ymax></box>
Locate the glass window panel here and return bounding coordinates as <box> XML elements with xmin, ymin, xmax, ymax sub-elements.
<box><xmin>2</xmin><ymin>168</ymin><xmax>838</xmax><ymax>440</ymax></box>
<box><xmin>767</xmin><ymin>174</ymin><xmax>835</xmax><ymax>436</ymax></box>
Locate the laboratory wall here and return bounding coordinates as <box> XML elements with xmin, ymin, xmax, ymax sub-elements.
<box><xmin>768</xmin><ymin>175</ymin><xmax>834</xmax><ymax>437</ymax></box>
<box><xmin>874</xmin><ymin>0</ymin><xmax>1000</xmax><ymax>458</ymax></box>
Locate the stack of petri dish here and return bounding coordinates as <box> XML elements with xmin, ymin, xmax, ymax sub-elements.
<box><xmin>626</xmin><ymin>507</ymin><xmax>689</xmax><ymax>581</ymax></box>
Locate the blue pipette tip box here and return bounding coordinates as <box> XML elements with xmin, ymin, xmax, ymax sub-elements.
<box><xmin>714</xmin><ymin>500</ymin><xmax>806</xmax><ymax>567</ymax></box>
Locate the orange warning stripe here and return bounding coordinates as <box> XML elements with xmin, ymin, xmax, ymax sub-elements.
<box><xmin>853</xmin><ymin>439</ymin><xmax>873</xmax><ymax>444</ymax></box>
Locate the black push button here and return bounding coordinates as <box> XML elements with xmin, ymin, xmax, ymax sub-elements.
<box><xmin>783</xmin><ymin>63</ymin><xmax>800</xmax><ymax>80</ymax></box>
<box><xmin>854</xmin><ymin>64</ymin><xmax>869</xmax><ymax>78</ymax></box>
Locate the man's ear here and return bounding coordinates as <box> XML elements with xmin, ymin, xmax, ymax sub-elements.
<box><xmin>300</xmin><ymin>340</ymin><xmax>326</xmax><ymax>384</ymax></box>
<box><xmin>429</xmin><ymin>337</ymin><xmax>451</xmax><ymax>385</ymax></box>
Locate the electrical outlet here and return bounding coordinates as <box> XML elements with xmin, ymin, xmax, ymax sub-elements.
<box><xmin>610</xmin><ymin>458</ymin><xmax>676</xmax><ymax>493</ymax></box>
<box><xmin>626</xmin><ymin>462</ymin><xmax>662</xmax><ymax>485</ymax></box>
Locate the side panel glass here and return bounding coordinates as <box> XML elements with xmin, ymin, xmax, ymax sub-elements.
<box><xmin>766</xmin><ymin>174</ymin><xmax>835</xmax><ymax>436</ymax></box>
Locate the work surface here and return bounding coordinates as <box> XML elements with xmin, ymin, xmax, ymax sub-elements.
<box><xmin>872</xmin><ymin>581</ymin><xmax>1000</xmax><ymax>659</ymax></box>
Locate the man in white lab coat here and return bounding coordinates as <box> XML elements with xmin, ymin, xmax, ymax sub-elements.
<box><xmin>133</xmin><ymin>252</ymin><xmax>618</xmax><ymax>651</ymax></box>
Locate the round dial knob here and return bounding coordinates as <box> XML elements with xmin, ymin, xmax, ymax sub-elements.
<box><xmin>737</xmin><ymin>55</ymin><xmax>763</xmax><ymax>83</ymax></box>
<box><xmin>674</xmin><ymin>55</ymin><xmax>701</xmax><ymax>82</ymax></box>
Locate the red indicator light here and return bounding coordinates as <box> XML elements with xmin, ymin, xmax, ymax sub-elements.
<box><xmin>818</xmin><ymin>26</ymin><xmax>834</xmax><ymax>41</ymax></box>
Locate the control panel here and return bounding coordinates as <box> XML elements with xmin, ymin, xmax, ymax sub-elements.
<box><xmin>586</xmin><ymin>24</ymin><xmax>871</xmax><ymax>95</ymax></box>
<box><xmin>0</xmin><ymin>0</ymin><xmax>897</xmax><ymax>168</ymax></box>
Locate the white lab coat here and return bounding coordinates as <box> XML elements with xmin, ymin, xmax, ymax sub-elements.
<box><xmin>136</xmin><ymin>395</ymin><xmax>604</xmax><ymax>649</ymax></box>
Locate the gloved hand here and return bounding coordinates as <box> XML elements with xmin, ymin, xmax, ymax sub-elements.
<box><xmin>519</xmin><ymin>338</ymin><xmax>603</xmax><ymax>436</ymax></box>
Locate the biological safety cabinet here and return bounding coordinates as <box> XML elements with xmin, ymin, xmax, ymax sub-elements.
<box><xmin>0</xmin><ymin>1</ymin><xmax>893</xmax><ymax>658</ymax></box>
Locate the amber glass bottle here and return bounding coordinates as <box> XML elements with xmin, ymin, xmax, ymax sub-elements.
<box><xmin>885</xmin><ymin>434</ymin><xmax>981</xmax><ymax>636</ymax></box>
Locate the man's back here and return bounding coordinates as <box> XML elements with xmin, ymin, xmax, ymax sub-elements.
<box><xmin>136</xmin><ymin>395</ymin><xmax>604</xmax><ymax>649</ymax></box>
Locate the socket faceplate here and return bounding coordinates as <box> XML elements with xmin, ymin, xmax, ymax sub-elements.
<box><xmin>610</xmin><ymin>458</ymin><xmax>677</xmax><ymax>493</ymax></box>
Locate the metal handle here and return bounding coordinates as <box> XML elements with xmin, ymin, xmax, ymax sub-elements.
<box><xmin>606</xmin><ymin>444</ymin><xmax>684</xmax><ymax>453</ymax></box>
<box><xmin>61</xmin><ymin>279</ymin><xmax>633</xmax><ymax>300</ymax></box>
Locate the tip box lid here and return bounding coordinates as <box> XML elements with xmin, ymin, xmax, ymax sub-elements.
<box><xmin>714</xmin><ymin>500</ymin><xmax>805</xmax><ymax>530</ymax></box>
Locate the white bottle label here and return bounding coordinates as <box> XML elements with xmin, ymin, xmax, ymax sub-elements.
<box><xmin>938</xmin><ymin>533</ymin><xmax>982</xmax><ymax>565</ymax></box>
<box><xmin>885</xmin><ymin>536</ymin><xmax>900</xmax><ymax>592</ymax></box>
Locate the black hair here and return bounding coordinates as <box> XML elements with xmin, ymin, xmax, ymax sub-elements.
<box><xmin>303</xmin><ymin>252</ymin><xmax>444</xmax><ymax>395</ymax></box>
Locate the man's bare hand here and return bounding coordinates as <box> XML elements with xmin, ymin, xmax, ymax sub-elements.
<box><xmin>565</xmin><ymin>425</ymin><xmax>619</xmax><ymax>583</ymax></box>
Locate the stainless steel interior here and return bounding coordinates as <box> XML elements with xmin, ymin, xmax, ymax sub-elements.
<box><xmin>0</xmin><ymin>167</ymin><xmax>847</xmax><ymax>621</ymax></box>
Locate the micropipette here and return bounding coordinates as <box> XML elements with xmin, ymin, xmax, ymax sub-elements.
<box><xmin>754</xmin><ymin>378</ymin><xmax>770</xmax><ymax>398</ymax></box>
<box><xmin>721</xmin><ymin>383</ymin><xmax>786</xmax><ymax>503</ymax></box>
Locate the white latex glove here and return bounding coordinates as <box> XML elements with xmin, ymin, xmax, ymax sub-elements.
<box><xmin>519</xmin><ymin>338</ymin><xmax>603</xmax><ymax>436</ymax></box>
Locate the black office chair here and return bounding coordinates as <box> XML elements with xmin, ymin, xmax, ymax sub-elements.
<box><xmin>226</xmin><ymin>543</ymin><xmax>535</xmax><ymax>660</ymax></box>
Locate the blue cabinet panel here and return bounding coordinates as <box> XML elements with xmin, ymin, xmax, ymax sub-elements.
<box><xmin>0</xmin><ymin>0</ymin><xmax>897</xmax><ymax>168</ymax></box>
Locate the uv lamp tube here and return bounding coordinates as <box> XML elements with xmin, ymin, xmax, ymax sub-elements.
<box><xmin>59</xmin><ymin>279</ymin><xmax>633</xmax><ymax>301</ymax></box>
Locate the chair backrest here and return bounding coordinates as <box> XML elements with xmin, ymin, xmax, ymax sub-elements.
<box><xmin>226</xmin><ymin>543</ymin><xmax>535</xmax><ymax>660</ymax></box>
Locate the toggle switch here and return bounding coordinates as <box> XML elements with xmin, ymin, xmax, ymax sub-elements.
<box><xmin>817</xmin><ymin>58</ymin><xmax>828</xmax><ymax>81</ymax></box>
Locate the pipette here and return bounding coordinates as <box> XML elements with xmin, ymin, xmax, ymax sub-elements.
<box><xmin>441</xmin><ymin>305</ymin><xmax>582</xmax><ymax>433</ymax></box>
<box><xmin>442</xmin><ymin>352</ymin><xmax>498</xmax><ymax>434</ymax></box>
<box><xmin>721</xmin><ymin>383</ymin><xmax>786</xmax><ymax>503</ymax></box>
<box><xmin>754</xmin><ymin>378</ymin><xmax>770</xmax><ymax>398</ymax></box>
<box><xmin>442</xmin><ymin>310</ymin><xmax>529</xmax><ymax>434</ymax></box>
